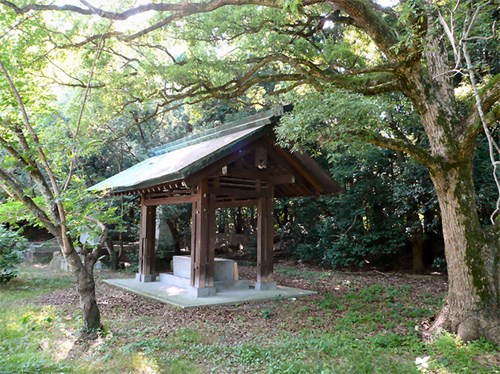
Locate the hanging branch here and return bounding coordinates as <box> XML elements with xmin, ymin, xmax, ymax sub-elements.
<box><xmin>62</xmin><ymin>30</ymin><xmax>108</xmax><ymax>191</ymax></box>
<box><xmin>0</xmin><ymin>61</ymin><xmax>76</xmax><ymax>254</ymax></box>
<box><xmin>0</xmin><ymin>62</ymin><xmax>61</xmax><ymax>197</ymax></box>
<box><xmin>438</xmin><ymin>0</ymin><xmax>500</xmax><ymax>224</ymax></box>
<box><xmin>463</xmin><ymin>44</ymin><xmax>500</xmax><ymax>224</ymax></box>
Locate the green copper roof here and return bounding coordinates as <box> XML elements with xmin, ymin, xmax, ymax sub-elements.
<box><xmin>89</xmin><ymin>106</ymin><xmax>291</xmax><ymax>194</ymax></box>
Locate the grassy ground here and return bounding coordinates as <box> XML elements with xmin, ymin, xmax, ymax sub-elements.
<box><xmin>0</xmin><ymin>264</ymin><xmax>498</xmax><ymax>373</ymax></box>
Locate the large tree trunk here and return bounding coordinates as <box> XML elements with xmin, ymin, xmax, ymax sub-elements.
<box><xmin>429</xmin><ymin>159</ymin><xmax>499</xmax><ymax>343</ymax></box>
<box><xmin>396</xmin><ymin>22</ymin><xmax>500</xmax><ymax>342</ymax></box>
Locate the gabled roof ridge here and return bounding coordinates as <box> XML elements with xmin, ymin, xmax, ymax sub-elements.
<box><xmin>148</xmin><ymin>104</ymin><xmax>292</xmax><ymax>157</ymax></box>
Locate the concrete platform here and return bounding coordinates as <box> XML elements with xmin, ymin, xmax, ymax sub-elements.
<box><xmin>104</xmin><ymin>278</ymin><xmax>316</xmax><ymax>308</ymax></box>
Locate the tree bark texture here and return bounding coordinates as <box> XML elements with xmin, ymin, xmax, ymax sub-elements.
<box><xmin>430</xmin><ymin>161</ymin><xmax>499</xmax><ymax>344</ymax></box>
<box><xmin>395</xmin><ymin>21</ymin><xmax>499</xmax><ymax>341</ymax></box>
<box><xmin>57</xmin><ymin>237</ymin><xmax>102</xmax><ymax>330</ymax></box>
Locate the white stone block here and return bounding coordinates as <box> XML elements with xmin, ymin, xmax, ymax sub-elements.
<box><xmin>171</xmin><ymin>255</ymin><xmax>238</xmax><ymax>282</ymax></box>
<box><xmin>255</xmin><ymin>281</ymin><xmax>277</xmax><ymax>291</ymax></box>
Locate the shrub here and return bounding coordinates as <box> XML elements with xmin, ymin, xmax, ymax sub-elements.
<box><xmin>0</xmin><ymin>225</ymin><xmax>29</xmax><ymax>283</ymax></box>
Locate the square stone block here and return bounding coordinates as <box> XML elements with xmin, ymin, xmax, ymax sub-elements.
<box><xmin>188</xmin><ymin>286</ymin><xmax>216</xmax><ymax>298</ymax></box>
<box><xmin>172</xmin><ymin>255</ymin><xmax>237</xmax><ymax>282</ymax></box>
<box><xmin>136</xmin><ymin>273</ymin><xmax>157</xmax><ymax>283</ymax></box>
<box><xmin>255</xmin><ymin>281</ymin><xmax>277</xmax><ymax>291</ymax></box>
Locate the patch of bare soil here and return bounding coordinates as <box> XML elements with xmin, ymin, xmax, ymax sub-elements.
<box><xmin>37</xmin><ymin>288</ymin><xmax>80</xmax><ymax>306</ymax></box>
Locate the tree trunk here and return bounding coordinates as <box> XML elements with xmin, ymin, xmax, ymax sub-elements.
<box><xmin>429</xmin><ymin>159</ymin><xmax>499</xmax><ymax>343</ymax></box>
<box><xmin>64</xmin><ymin>250</ymin><xmax>102</xmax><ymax>330</ymax></box>
<box><xmin>107</xmin><ymin>238</ymin><xmax>118</xmax><ymax>271</ymax></box>
<box><xmin>235</xmin><ymin>207</ymin><xmax>244</xmax><ymax>234</ymax></box>
<box><xmin>411</xmin><ymin>235</ymin><xmax>425</xmax><ymax>273</ymax></box>
<box><xmin>166</xmin><ymin>219</ymin><xmax>181</xmax><ymax>254</ymax></box>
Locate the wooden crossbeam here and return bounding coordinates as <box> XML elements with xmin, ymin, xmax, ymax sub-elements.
<box><xmin>215</xmin><ymin>167</ymin><xmax>295</xmax><ymax>185</ymax></box>
<box><xmin>144</xmin><ymin>194</ymin><xmax>197</xmax><ymax>206</ymax></box>
<box><xmin>215</xmin><ymin>199</ymin><xmax>258</xmax><ymax>208</ymax></box>
<box><xmin>208</xmin><ymin>187</ymin><xmax>268</xmax><ymax>198</ymax></box>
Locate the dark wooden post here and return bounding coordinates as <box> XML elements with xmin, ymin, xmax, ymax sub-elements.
<box><xmin>256</xmin><ymin>184</ymin><xmax>276</xmax><ymax>290</ymax></box>
<box><xmin>190</xmin><ymin>181</ymin><xmax>216</xmax><ymax>297</ymax></box>
<box><xmin>137</xmin><ymin>197</ymin><xmax>157</xmax><ymax>282</ymax></box>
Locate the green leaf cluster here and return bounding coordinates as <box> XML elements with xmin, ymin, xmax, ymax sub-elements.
<box><xmin>277</xmin><ymin>87</ymin><xmax>388</xmax><ymax>151</ymax></box>
<box><xmin>0</xmin><ymin>225</ymin><xmax>28</xmax><ymax>283</ymax></box>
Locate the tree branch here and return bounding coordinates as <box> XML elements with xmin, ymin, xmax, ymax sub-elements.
<box><xmin>463</xmin><ymin>45</ymin><xmax>500</xmax><ymax>224</ymax></box>
<box><xmin>0</xmin><ymin>62</ymin><xmax>60</xmax><ymax>193</ymax></box>
<box><xmin>1</xmin><ymin>0</ymin><xmax>398</xmax><ymax>57</ymax></box>
<box><xmin>460</xmin><ymin>74</ymin><xmax>500</xmax><ymax>154</ymax></box>
<box><xmin>0</xmin><ymin>0</ymin><xmax>289</xmax><ymax>20</ymax></box>
<box><xmin>0</xmin><ymin>132</ymin><xmax>57</xmax><ymax>207</ymax></box>
<box><xmin>62</xmin><ymin>33</ymin><xmax>107</xmax><ymax>191</ymax></box>
<box><xmin>0</xmin><ymin>167</ymin><xmax>59</xmax><ymax>235</ymax></box>
<box><xmin>0</xmin><ymin>60</ymin><xmax>76</xmax><ymax>254</ymax></box>
<box><xmin>369</xmin><ymin>133</ymin><xmax>437</xmax><ymax>169</ymax></box>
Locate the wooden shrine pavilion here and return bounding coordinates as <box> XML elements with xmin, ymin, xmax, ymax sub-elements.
<box><xmin>90</xmin><ymin>105</ymin><xmax>340</xmax><ymax>297</ymax></box>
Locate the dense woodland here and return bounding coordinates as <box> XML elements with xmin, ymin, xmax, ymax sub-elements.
<box><xmin>0</xmin><ymin>0</ymin><xmax>498</xmax><ymax>343</ymax></box>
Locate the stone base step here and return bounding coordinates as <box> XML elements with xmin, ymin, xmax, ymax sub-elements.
<box><xmin>158</xmin><ymin>273</ymin><xmax>251</xmax><ymax>292</ymax></box>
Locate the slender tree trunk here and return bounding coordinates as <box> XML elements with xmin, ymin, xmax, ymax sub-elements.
<box><xmin>429</xmin><ymin>159</ymin><xmax>499</xmax><ymax>343</ymax></box>
<box><xmin>166</xmin><ymin>219</ymin><xmax>181</xmax><ymax>254</ymax></box>
<box><xmin>107</xmin><ymin>238</ymin><xmax>118</xmax><ymax>271</ymax></box>
<box><xmin>411</xmin><ymin>236</ymin><xmax>425</xmax><ymax>273</ymax></box>
<box><xmin>61</xmin><ymin>241</ymin><xmax>102</xmax><ymax>330</ymax></box>
<box><xmin>235</xmin><ymin>207</ymin><xmax>244</xmax><ymax>234</ymax></box>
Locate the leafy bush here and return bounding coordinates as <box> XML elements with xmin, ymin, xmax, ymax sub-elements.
<box><xmin>0</xmin><ymin>225</ymin><xmax>29</xmax><ymax>283</ymax></box>
<box><xmin>277</xmin><ymin>146</ymin><xmax>442</xmax><ymax>270</ymax></box>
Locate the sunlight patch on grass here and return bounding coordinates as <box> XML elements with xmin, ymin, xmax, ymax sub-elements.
<box><xmin>275</xmin><ymin>264</ymin><xmax>335</xmax><ymax>280</ymax></box>
<box><xmin>0</xmin><ymin>305</ymin><xmax>75</xmax><ymax>372</ymax></box>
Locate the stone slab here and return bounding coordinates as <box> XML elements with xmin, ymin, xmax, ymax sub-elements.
<box><xmin>159</xmin><ymin>272</ymin><xmax>190</xmax><ymax>288</ymax></box>
<box><xmin>159</xmin><ymin>272</ymin><xmax>250</xmax><ymax>292</ymax></box>
<box><xmin>215</xmin><ymin>279</ymin><xmax>250</xmax><ymax>291</ymax></box>
<box><xmin>104</xmin><ymin>278</ymin><xmax>316</xmax><ymax>308</ymax></box>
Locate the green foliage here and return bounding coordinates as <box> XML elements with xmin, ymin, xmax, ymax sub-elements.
<box><xmin>282</xmin><ymin>0</ymin><xmax>303</xmax><ymax>14</ymax></box>
<box><xmin>277</xmin><ymin>145</ymin><xmax>440</xmax><ymax>269</ymax></box>
<box><xmin>277</xmin><ymin>87</ymin><xmax>388</xmax><ymax>150</ymax></box>
<box><xmin>0</xmin><ymin>225</ymin><xmax>28</xmax><ymax>283</ymax></box>
<box><xmin>0</xmin><ymin>305</ymin><xmax>73</xmax><ymax>373</ymax></box>
<box><xmin>273</xmin><ymin>97</ymin><xmax>495</xmax><ymax>271</ymax></box>
<box><xmin>0</xmin><ymin>198</ymin><xmax>44</xmax><ymax>227</ymax></box>
<box><xmin>260</xmin><ymin>306</ymin><xmax>274</xmax><ymax>319</ymax></box>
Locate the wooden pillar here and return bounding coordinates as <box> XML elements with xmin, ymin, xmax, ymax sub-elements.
<box><xmin>137</xmin><ymin>197</ymin><xmax>157</xmax><ymax>282</ymax></box>
<box><xmin>190</xmin><ymin>181</ymin><xmax>216</xmax><ymax>297</ymax></box>
<box><xmin>256</xmin><ymin>184</ymin><xmax>276</xmax><ymax>290</ymax></box>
